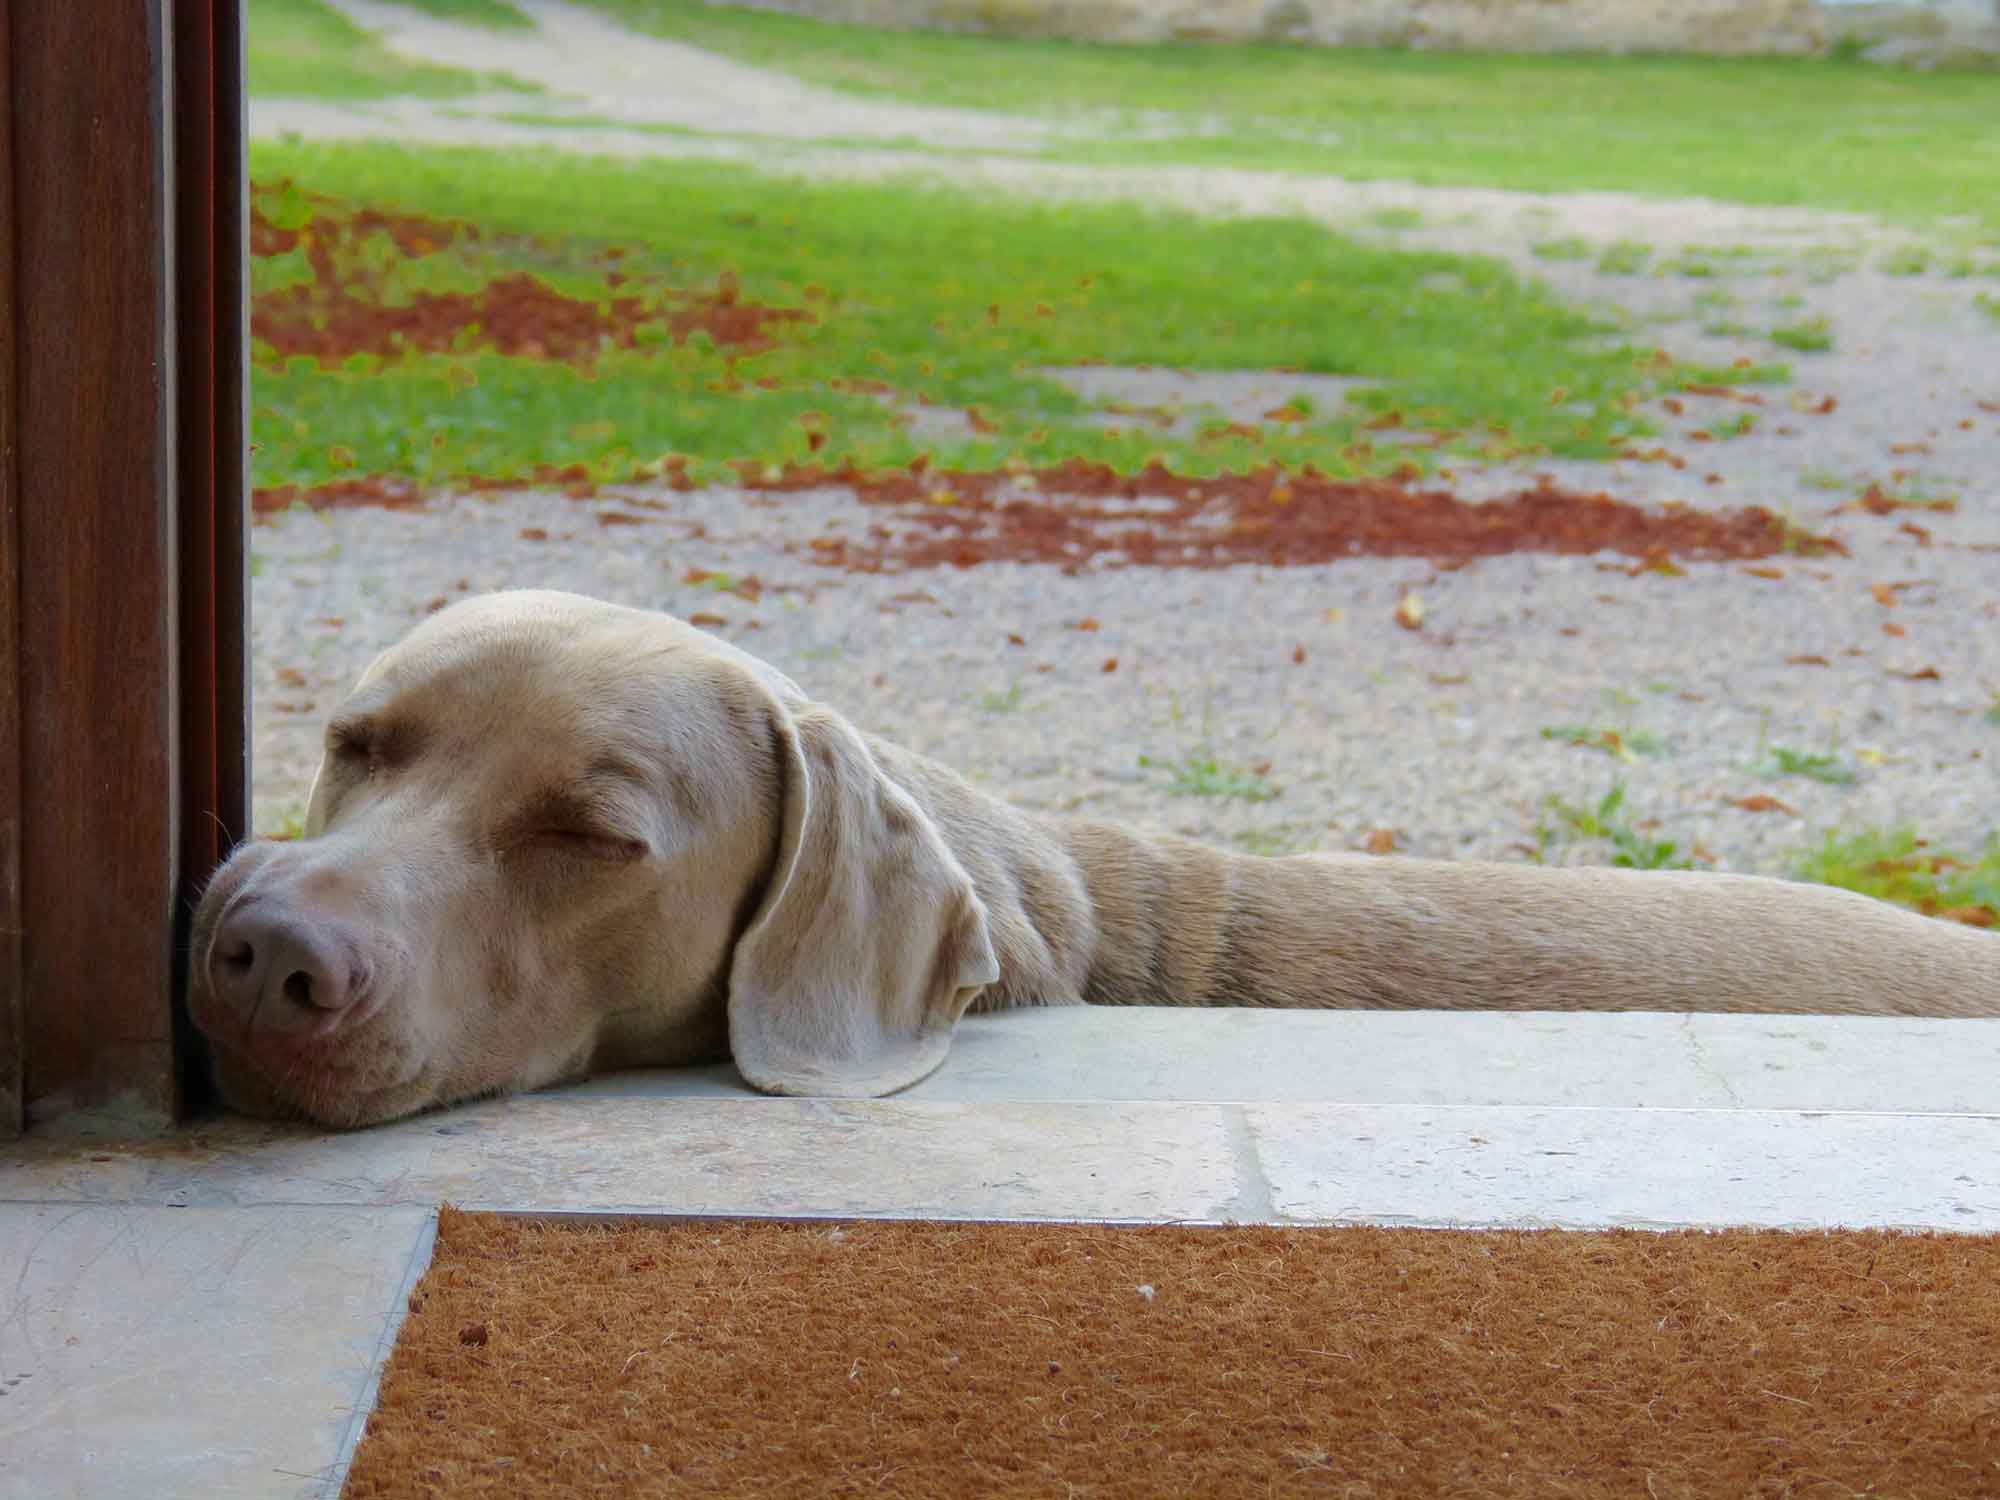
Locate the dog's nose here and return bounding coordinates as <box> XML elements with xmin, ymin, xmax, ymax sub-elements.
<box><xmin>207</xmin><ymin>904</ymin><xmax>359</xmax><ymax>1034</ymax></box>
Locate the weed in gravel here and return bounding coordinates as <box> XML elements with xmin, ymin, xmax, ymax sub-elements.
<box><xmin>1596</xmin><ymin>241</ymin><xmax>1652</xmax><ymax>275</ymax></box>
<box><xmin>1769</xmin><ymin>317</ymin><xmax>1833</xmax><ymax>353</ymax></box>
<box><xmin>1539</xmin><ymin>723</ymin><xmax>1666</xmax><ymax>762</ymax></box>
<box><xmin>1752</xmin><ymin>744</ymin><xmax>1857</xmax><ymax>786</ymax></box>
<box><xmin>1531</xmin><ymin>237</ymin><xmax>1592</xmax><ymax>261</ymax></box>
<box><xmin>1231</xmin><ymin>826</ymin><xmax>1312</xmax><ymax>857</ymax></box>
<box><xmin>1983</xmin><ymin>690</ymin><xmax>2000</xmax><ymax>727</ymax></box>
<box><xmin>1976</xmin><ymin>292</ymin><xmax>2000</xmax><ymax>324</ymax></box>
<box><xmin>1880</xmin><ymin>245</ymin><xmax>1935</xmax><ymax>277</ymax></box>
<box><xmin>1139</xmin><ymin>751</ymin><xmax>1278</xmax><ymax>803</ymax></box>
<box><xmin>979</xmin><ymin>682</ymin><xmax>1026</xmax><ymax>714</ymax></box>
<box><xmin>1534</xmin><ymin>781</ymin><xmax>1701</xmax><ymax>870</ymax></box>
<box><xmin>1857</xmin><ymin>475</ymin><xmax>1959</xmax><ymax>511</ymax></box>
<box><xmin>1676</xmin><ymin>359</ymin><xmax>1790</xmax><ymax>389</ymax></box>
<box><xmin>1663</xmin><ymin>255</ymin><xmax>1722</xmax><ymax>279</ymax></box>
<box><xmin>1700</xmin><ymin>411</ymin><xmax>1758</xmax><ymax>440</ymax></box>
<box><xmin>1795</xmin><ymin>830</ymin><xmax>2000</xmax><ymax>927</ymax></box>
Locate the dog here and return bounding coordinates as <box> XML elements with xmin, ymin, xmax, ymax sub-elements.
<box><xmin>188</xmin><ymin>589</ymin><xmax>1998</xmax><ymax>1127</ymax></box>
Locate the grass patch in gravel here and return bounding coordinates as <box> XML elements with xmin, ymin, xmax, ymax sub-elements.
<box><xmin>248</xmin><ymin>142</ymin><xmax>1673</xmax><ymax>495</ymax></box>
<box><xmin>1751</xmin><ymin>744</ymin><xmax>1859</xmax><ymax>787</ymax></box>
<box><xmin>1795</xmin><ymin>831</ymin><xmax>2000</xmax><ymax>928</ymax></box>
<box><xmin>1138</xmin><ymin>751</ymin><xmax>1280</xmax><ymax>804</ymax></box>
<box><xmin>248</xmin><ymin>0</ymin><xmax>537</xmax><ymax>99</ymax></box>
<box><xmin>1534</xmin><ymin>782</ymin><xmax>1701</xmax><ymax>872</ymax></box>
<box><xmin>1533</xmin><ymin>789</ymin><xmax>1999</xmax><ymax>928</ymax></box>
<box><xmin>1769</xmin><ymin>318</ymin><xmax>1834</xmax><ymax>353</ymax></box>
<box><xmin>1538</xmin><ymin>723</ymin><xmax>1667</xmax><ymax>763</ymax></box>
<box><xmin>570</xmin><ymin>1</ymin><xmax>2000</xmax><ymax>232</ymax></box>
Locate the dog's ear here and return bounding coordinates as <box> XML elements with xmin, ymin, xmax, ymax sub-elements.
<box><xmin>727</xmin><ymin>703</ymin><xmax>999</xmax><ymax>1098</ymax></box>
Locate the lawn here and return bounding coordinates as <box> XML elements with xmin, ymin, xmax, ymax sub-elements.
<box><xmin>576</xmin><ymin>0</ymin><xmax>2000</xmax><ymax>232</ymax></box>
<box><xmin>248</xmin><ymin>140</ymin><xmax>1712</xmax><ymax>496</ymax></box>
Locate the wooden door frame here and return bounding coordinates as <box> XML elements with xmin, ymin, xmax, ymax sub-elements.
<box><xmin>0</xmin><ymin>0</ymin><xmax>247</xmax><ymax>1136</ymax></box>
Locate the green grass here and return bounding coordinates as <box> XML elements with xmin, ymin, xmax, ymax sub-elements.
<box><xmin>1539</xmin><ymin>723</ymin><xmax>1666</xmax><ymax>762</ymax></box>
<box><xmin>1596</xmin><ymin>241</ymin><xmax>1652</xmax><ymax>275</ymax></box>
<box><xmin>979</xmin><ymin>682</ymin><xmax>1026</xmax><ymax>714</ymax></box>
<box><xmin>1700</xmin><ymin>411</ymin><xmax>1758</xmax><ymax>440</ymax></box>
<box><xmin>1752</xmin><ymin>745</ymin><xmax>1858</xmax><ymax>786</ymax></box>
<box><xmin>1769</xmin><ymin>317</ymin><xmax>1833</xmax><ymax>353</ymax></box>
<box><xmin>1138</xmin><ymin>751</ymin><xmax>1278</xmax><ymax>803</ymax></box>
<box><xmin>1795</xmin><ymin>830</ymin><xmax>2000</xmax><ymax>926</ymax></box>
<box><xmin>397</xmin><ymin>0</ymin><xmax>533</xmax><ymax>25</ymax></box>
<box><xmin>248</xmin><ymin>141</ymin><xmax>1672</xmax><ymax>494</ymax></box>
<box><xmin>249</xmin><ymin>0</ymin><xmax>536</xmax><ymax>99</ymax></box>
<box><xmin>1531</xmin><ymin>788</ymin><xmax>2000</xmax><ymax>924</ymax></box>
<box><xmin>572</xmin><ymin>1</ymin><xmax>2000</xmax><ymax>231</ymax></box>
<box><xmin>1534</xmin><ymin>782</ymin><xmax>1700</xmax><ymax>871</ymax></box>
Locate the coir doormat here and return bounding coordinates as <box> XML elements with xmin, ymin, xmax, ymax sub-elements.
<box><xmin>343</xmin><ymin>1208</ymin><xmax>2000</xmax><ymax>1498</ymax></box>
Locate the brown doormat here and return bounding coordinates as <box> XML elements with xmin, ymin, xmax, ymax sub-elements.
<box><xmin>344</xmin><ymin>1208</ymin><xmax>2000</xmax><ymax>1498</ymax></box>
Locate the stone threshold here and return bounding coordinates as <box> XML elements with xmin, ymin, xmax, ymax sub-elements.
<box><xmin>4</xmin><ymin>1006</ymin><xmax>1998</xmax><ymax>1498</ymax></box>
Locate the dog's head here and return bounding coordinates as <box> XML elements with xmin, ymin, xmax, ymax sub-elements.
<box><xmin>188</xmin><ymin>591</ymin><xmax>996</xmax><ymax>1127</ymax></box>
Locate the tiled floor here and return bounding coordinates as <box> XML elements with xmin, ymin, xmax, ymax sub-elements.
<box><xmin>5</xmin><ymin>1007</ymin><xmax>1999</xmax><ymax>1498</ymax></box>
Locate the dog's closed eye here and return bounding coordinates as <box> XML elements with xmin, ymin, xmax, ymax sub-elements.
<box><xmin>509</xmin><ymin>790</ymin><xmax>649</xmax><ymax>863</ymax></box>
<box><xmin>520</xmin><ymin>826</ymin><xmax>648</xmax><ymax>863</ymax></box>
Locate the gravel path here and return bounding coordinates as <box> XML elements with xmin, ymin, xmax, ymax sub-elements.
<box><xmin>250</xmin><ymin>5</ymin><xmax>2000</xmax><ymax>871</ymax></box>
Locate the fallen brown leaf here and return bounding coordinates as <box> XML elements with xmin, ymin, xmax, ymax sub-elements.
<box><xmin>1101</xmin><ymin>656</ymin><xmax>1118</xmax><ymax>673</ymax></box>
<box><xmin>1894</xmin><ymin>665</ymin><xmax>1941</xmax><ymax>681</ymax></box>
<box><xmin>1731</xmin><ymin>795</ymin><xmax>1796</xmax><ymax>815</ymax></box>
<box><xmin>1394</xmin><ymin>593</ymin><xmax>1425</xmax><ymax>631</ymax></box>
<box><xmin>1292</xmin><ymin>644</ymin><xmax>1307</xmax><ymax>664</ymax></box>
<box><xmin>1784</xmin><ymin>654</ymin><xmax>1830</xmax><ymax>667</ymax></box>
<box><xmin>1870</xmin><ymin>582</ymin><xmax>1899</xmax><ymax>608</ymax></box>
<box><xmin>1741</xmin><ymin>565</ymin><xmax>1785</xmax><ymax>580</ymax></box>
<box><xmin>1070</xmin><ymin>617</ymin><xmax>1100</xmax><ymax>632</ymax></box>
<box><xmin>1363</xmin><ymin>829</ymin><xmax>1398</xmax><ymax>855</ymax></box>
<box><xmin>688</xmin><ymin>611</ymin><xmax>727</xmax><ymax>628</ymax></box>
